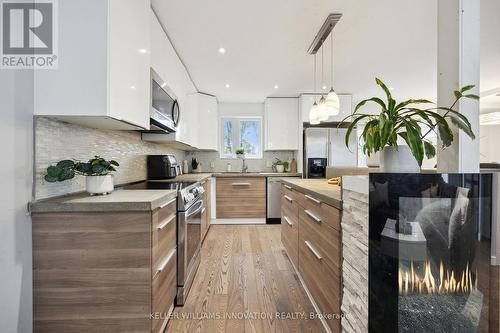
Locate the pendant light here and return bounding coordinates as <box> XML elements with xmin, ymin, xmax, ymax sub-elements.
<box><xmin>309</xmin><ymin>54</ymin><xmax>320</xmax><ymax>125</ymax></box>
<box><xmin>323</xmin><ymin>31</ymin><xmax>340</xmax><ymax>116</ymax></box>
<box><xmin>317</xmin><ymin>46</ymin><xmax>329</xmax><ymax>121</ymax></box>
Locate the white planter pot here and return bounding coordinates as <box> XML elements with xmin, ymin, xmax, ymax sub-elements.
<box><xmin>275</xmin><ymin>165</ymin><xmax>285</xmax><ymax>173</ymax></box>
<box><xmin>86</xmin><ymin>175</ymin><xmax>114</xmax><ymax>195</ymax></box>
<box><xmin>366</xmin><ymin>151</ymin><xmax>380</xmax><ymax>167</ymax></box>
<box><xmin>380</xmin><ymin>146</ymin><xmax>420</xmax><ymax>173</ymax></box>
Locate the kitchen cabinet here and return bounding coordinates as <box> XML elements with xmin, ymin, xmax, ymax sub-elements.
<box><xmin>201</xmin><ymin>178</ymin><xmax>212</xmax><ymax>242</ymax></box>
<box><xmin>34</xmin><ymin>0</ymin><xmax>150</xmax><ymax>130</ymax></box>
<box><xmin>142</xmin><ymin>11</ymin><xmax>199</xmax><ymax>149</ymax></box>
<box><xmin>32</xmin><ymin>196</ymin><xmax>177</xmax><ymax>332</ymax></box>
<box><xmin>264</xmin><ymin>98</ymin><xmax>300</xmax><ymax>150</ymax></box>
<box><xmin>190</xmin><ymin>93</ymin><xmax>218</xmax><ymax>151</ymax></box>
<box><xmin>300</xmin><ymin>94</ymin><xmax>352</xmax><ymax>123</ymax></box>
<box><xmin>280</xmin><ymin>184</ymin><xmax>342</xmax><ymax>332</ymax></box>
<box><xmin>216</xmin><ymin>177</ymin><xmax>266</xmax><ymax>218</ymax></box>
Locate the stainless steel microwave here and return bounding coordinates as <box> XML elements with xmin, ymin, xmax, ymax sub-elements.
<box><xmin>150</xmin><ymin>71</ymin><xmax>179</xmax><ymax>132</ymax></box>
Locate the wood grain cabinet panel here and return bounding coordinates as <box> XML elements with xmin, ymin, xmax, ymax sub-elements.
<box><xmin>32</xmin><ymin>198</ymin><xmax>177</xmax><ymax>333</ymax></box>
<box><xmin>216</xmin><ymin>177</ymin><xmax>266</xmax><ymax>218</ymax></box>
<box><xmin>280</xmin><ymin>183</ymin><xmax>343</xmax><ymax>333</ymax></box>
<box><xmin>201</xmin><ymin>178</ymin><xmax>211</xmax><ymax>241</ymax></box>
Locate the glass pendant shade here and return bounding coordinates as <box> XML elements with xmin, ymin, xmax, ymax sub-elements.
<box><xmin>317</xmin><ymin>96</ymin><xmax>329</xmax><ymax>121</ymax></box>
<box><xmin>309</xmin><ymin>102</ymin><xmax>320</xmax><ymax>125</ymax></box>
<box><xmin>324</xmin><ymin>88</ymin><xmax>340</xmax><ymax>116</ymax></box>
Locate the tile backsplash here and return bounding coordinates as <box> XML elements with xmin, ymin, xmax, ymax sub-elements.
<box><xmin>34</xmin><ymin>117</ymin><xmax>185</xmax><ymax>200</ymax></box>
<box><xmin>184</xmin><ymin>150</ymin><xmax>297</xmax><ymax>173</ymax></box>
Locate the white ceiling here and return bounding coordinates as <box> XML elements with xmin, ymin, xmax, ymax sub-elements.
<box><xmin>152</xmin><ymin>0</ymin><xmax>499</xmax><ymax>112</ymax></box>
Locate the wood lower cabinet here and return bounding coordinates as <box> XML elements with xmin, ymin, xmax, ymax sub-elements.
<box><xmin>216</xmin><ymin>177</ymin><xmax>266</xmax><ymax>218</ymax></box>
<box><xmin>201</xmin><ymin>178</ymin><xmax>211</xmax><ymax>242</ymax></box>
<box><xmin>32</xmin><ymin>197</ymin><xmax>178</xmax><ymax>333</ymax></box>
<box><xmin>280</xmin><ymin>184</ymin><xmax>342</xmax><ymax>333</ymax></box>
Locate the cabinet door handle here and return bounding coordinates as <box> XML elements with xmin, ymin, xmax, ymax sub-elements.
<box><xmin>305</xmin><ymin>241</ymin><xmax>322</xmax><ymax>260</ymax></box>
<box><xmin>304</xmin><ymin>210</ymin><xmax>321</xmax><ymax>223</ymax></box>
<box><xmin>232</xmin><ymin>183</ymin><xmax>251</xmax><ymax>186</ymax></box>
<box><xmin>284</xmin><ymin>216</ymin><xmax>293</xmax><ymax>226</ymax></box>
<box><xmin>153</xmin><ymin>249</ymin><xmax>176</xmax><ymax>279</ymax></box>
<box><xmin>157</xmin><ymin>213</ymin><xmax>176</xmax><ymax>230</ymax></box>
<box><xmin>284</xmin><ymin>195</ymin><xmax>293</xmax><ymax>203</ymax></box>
<box><xmin>284</xmin><ymin>185</ymin><xmax>292</xmax><ymax>190</ymax></box>
<box><xmin>160</xmin><ymin>198</ymin><xmax>176</xmax><ymax>209</ymax></box>
<box><xmin>305</xmin><ymin>194</ymin><xmax>321</xmax><ymax>204</ymax></box>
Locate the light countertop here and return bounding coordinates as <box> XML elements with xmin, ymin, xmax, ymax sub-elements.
<box><xmin>212</xmin><ymin>172</ymin><xmax>302</xmax><ymax>178</ymax></box>
<box><xmin>30</xmin><ymin>189</ymin><xmax>177</xmax><ymax>213</ymax></box>
<box><xmin>279</xmin><ymin>178</ymin><xmax>342</xmax><ymax>209</ymax></box>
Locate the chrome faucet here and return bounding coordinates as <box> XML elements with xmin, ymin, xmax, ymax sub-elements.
<box><xmin>241</xmin><ymin>157</ymin><xmax>248</xmax><ymax>173</ymax></box>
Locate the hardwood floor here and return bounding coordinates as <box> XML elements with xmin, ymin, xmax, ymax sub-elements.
<box><xmin>166</xmin><ymin>225</ymin><xmax>325</xmax><ymax>333</ymax></box>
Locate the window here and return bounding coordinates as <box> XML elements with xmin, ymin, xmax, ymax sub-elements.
<box><xmin>221</xmin><ymin>117</ymin><xmax>262</xmax><ymax>159</ymax></box>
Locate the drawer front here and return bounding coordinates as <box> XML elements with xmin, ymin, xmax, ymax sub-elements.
<box><xmin>281</xmin><ymin>183</ymin><xmax>300</xmax><ymax>202</ymax></box>
<box><xmin>281</xmin><ymin>191</ymin><xmax>300</xmax><ymax>219</ymax></box>
<box><xmin>216</xmin><ymin>196</ymin><xmax>266</xmax><ymax>218</ymax></box>
<box><xmin>298</xmin><ymin>222</ymin><xmax>341</xmax><ymax>332</ymax></box>
<box><xmin>152</xmin><ymin>249</ymin><xmax>177</xmax><ymax>333</ymax></box>
<box><xmin>297</xmin><ymin>192</ymin><xmax>341</xmax><ymax>231</ymax></box>
<box><xmin>216</xmin><ymin>177</ymin><xmax>266</xmax><ymax>198</ymax></box>
<box><xmin>152</xmin><ymin>202</ymin><xmax>177</xmax><ymax>275</ymax></box>
<box><xmin>281</xmin><ymin>206</ymin><xmax>299</xmax><ymax>268</ymax></box>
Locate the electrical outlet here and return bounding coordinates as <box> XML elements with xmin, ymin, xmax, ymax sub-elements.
<box><xmin>210</xmin><ymin>161</ymin><xmax>215</xmax><ymax>169</ymax></box>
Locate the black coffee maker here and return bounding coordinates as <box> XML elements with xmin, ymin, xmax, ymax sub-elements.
<box><xmin>147</xmin><ymin>155</ymin><xmax>180</xmax><ymax>179</ymax></box>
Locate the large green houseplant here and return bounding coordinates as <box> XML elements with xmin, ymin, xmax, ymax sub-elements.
<box><xmin>341</xmin><ymin>78</ymin><xmax>478</xmax><ymax>171</ymax></box>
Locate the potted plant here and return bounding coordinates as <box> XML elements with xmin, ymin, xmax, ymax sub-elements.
<box><xmin>44</xmin><ymin>156</ymin><xmax>119</xmax><ymax>195</ymax></box>
<box><xmin>341</xmin><ymin>78</ymin><xmax>478</xmax><ymax>172</ymax></box>
<box><xmin>272</xmin><ymin>158</ymin><xmax>289</xmax><ymax>173</ymax></box>
<box><xmin>235</xmin><ymin>148</ymin><xmax>245</xmax><ymax>159</ymax></box>
<box><xmin>191</xmin><ymin>158</ymin><xmax>201</xmax><ymax>173</ymax></box>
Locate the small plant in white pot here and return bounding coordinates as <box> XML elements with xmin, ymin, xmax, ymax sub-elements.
<box><xmin>44</xmin><ymin>156</ymin><xmax>119</xmax><ymax>195</ymax></box>
<box><xmin>340</xmin><ymin>78</ymin><xmax>478</xmax><ymax>172</ymax></box>
<box><xmin>272</xmin><ymin>158</ymin><xmax>289</xmax><ymax>173</ymax></box>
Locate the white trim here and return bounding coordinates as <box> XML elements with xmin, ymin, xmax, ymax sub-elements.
<box><xmin>211</xmin><ymin>218</ymin><xmax>266</xmax><ymax>225</ymax></box>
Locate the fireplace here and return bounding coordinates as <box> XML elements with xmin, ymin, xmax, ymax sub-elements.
<box><xmin>369</xmin><ymin>173</ymin><xmax>492</xmax><ymax>332</ymax></box>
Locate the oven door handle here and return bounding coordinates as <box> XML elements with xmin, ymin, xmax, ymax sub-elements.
<box><xmin>186</xmin><ymin>200</ymin><xmax>204</xmax><ymax>219</ymax></box>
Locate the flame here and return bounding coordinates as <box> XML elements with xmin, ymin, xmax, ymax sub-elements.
<box><xmin>399</xmin><ymin>261</ymin><xmax>477</xmax><ymax>295</ymax></box>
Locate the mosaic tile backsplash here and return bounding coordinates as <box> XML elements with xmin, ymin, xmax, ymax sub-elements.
<box><xmin>34</xmin><ymin>117</ymin><xmax>186</xmax><ymax>200</ymax></box>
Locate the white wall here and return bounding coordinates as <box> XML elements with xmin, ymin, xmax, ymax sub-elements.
<box><xmin>218</xmin><ymin>102</ymin><xmax>264</xmax><ymax>118</ymax></box>
<box><xmin>480</xmin><ymin>125</ymin><xmax>500</xmax><ymax>163</ymax></box>
<box><xmin>0</xmin><ymin>71</ymin><xmax>33</xmax><ymax>332</ymax></box>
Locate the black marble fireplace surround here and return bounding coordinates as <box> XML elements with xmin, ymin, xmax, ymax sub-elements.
<box><xmin>369</xmin><ymin>173</ymin><xmax>492</xmax><ymax>333</ymax></box>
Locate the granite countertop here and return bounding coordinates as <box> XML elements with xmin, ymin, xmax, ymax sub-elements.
<box><xmin>212</xmin><ymin>172</ymin><xmax>302</xmax><ymax>178</ymax></box>
<box><xmin>279</xmin><ymin>178</ymin><xmax>342</xmax><ymax>209</ymax></box>
<box><xmin>30</xmin><ymin>189</ymin><xmax>177</xmax><ymax>213</ymax></box>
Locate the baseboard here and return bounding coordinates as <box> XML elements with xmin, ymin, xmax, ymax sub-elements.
<box><xmin>286</xmin><ymin>254</ymin><xmax>333</xmax><ymax>333</ymax></box>
<box><xmin>211</xmin><ymin>218</ymin><xmax>266</xmax><ymax>225</ymax></box>
<box><xmin>266</xmin><ymin>217</ymin><xmax>281</xmax><ymax>224</ymax></box>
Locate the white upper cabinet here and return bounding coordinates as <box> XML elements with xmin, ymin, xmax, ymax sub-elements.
<box><xmin>143</xmin><ymin>10</ymin><xmax>199</xmax><ymax>148</ymax></box>
<box><xmin>300</xmin><ymin>94</ymin><xmax>352</xmax><ymax>123</ymax></box>
<box><xmin>192</xmin><ymin>93</ymin><xmax>218</xmax><ymax>151</ymax></box>
<box><xmin>264</xmin><ymin>98</ymin><xmax>299</xmax><ymax>151</ymax></box>
<box><xmin>34</xmin><ymin>0</ymin><xmax>151</xmax><ymax>130</ymax></box>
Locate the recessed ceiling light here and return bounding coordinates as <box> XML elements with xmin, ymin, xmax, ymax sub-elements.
<box><xmin>389</xmin><ymin>87</ymin><xmax>395</xmax><ymax>91</ymax></box>
<box><xmin>321</xmin><ymin>85</ymin><xmax>328</xmax><ymax>90</ymax></box>
<box><xmin>130</xmin><ymin>85</ymin><xmax>136</xmax><ymax>90</ymax></box>
<box><xmin>138</xmin><ymin>48</ymin><xmax>148</xmax><ymax>54</ymax></box>
<box><xmin>274</xmin><ymin>85</ymin><xmax>279</xmax><ymax>89</ymax></box>
<box><xmin>218</xmin><ymin>47</ymin><xmax>226</xmax><ymax>54</ymax></box>
<box><xmin>225</xmin><ymin>84</ymin><xmax>230</xmax><ymax>88</ymax></box>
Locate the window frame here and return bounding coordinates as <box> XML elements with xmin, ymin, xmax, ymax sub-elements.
<box><xmin>220</xmin><ymin>116</ymin><xmax>263</xmax><ymax>159</ymax></box>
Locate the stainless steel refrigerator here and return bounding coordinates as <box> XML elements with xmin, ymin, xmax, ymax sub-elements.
<box><xmin>304</xmin><ymin>127</ymin><xmax>358</xmax><ymax>178</ymax></box>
